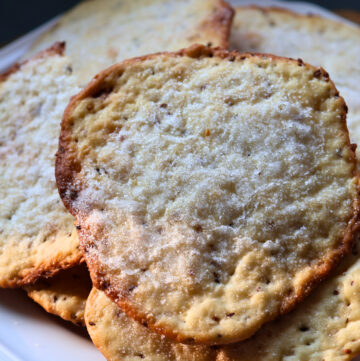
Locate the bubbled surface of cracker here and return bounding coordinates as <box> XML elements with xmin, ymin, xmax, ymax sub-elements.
<box><xmin>231</xmin><ymin>6</ymin><xmax>360</xmax><ymax>160</ymax></box>
<box><xmin>87</xmin><ymin>242</ymin><xmax>360</xmax><ymax>361</ymax></box>
<box><xmin>86</xmin><ymin>288</ymin><xmax>216</xmax><ymax>361</ymax></box>
<box><xmin>25</xmin><ymin>264</ymin><xmax>91</xmax><ymax>326</ymax></box>
<box><xmin>57</xmin><ymin>46</ymin><xmax>359</xmax><ymax>344</ymax></box>
<box><xmin>25</xmin><ymin>0</ymin><xmax>233</xmax><ymax>86</ymax></box>
<box><xmin>0</xmin><ymin>43</ymin><xmax>82</xmax><ymax>287</ymax></box>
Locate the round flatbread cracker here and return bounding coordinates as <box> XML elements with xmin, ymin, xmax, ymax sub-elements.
<box><xmin>57</xmin><ymin>45</ymin><xmax>360</xmax><ymax>344</ymax></box>
<box><xmin>0</xmin><ymin>43</ymin><xmax>82</xmax><ymax>287</ymax></box>
<box><xmin>25</xmin><ymin>264</ymin><xmax>91</xmax><ymax>326</ymax></box>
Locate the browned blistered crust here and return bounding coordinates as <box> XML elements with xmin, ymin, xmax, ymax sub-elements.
<box><xmin>0</xmin><ymin>42</ymin><xmax>65</xmax><ymax>83</ymax></box>
<box><xmin>197</xmin><ymin>0</ymin><xmax>234</xmax><ymax>49</ymax></box>
<box><xmin>56</xmin><ymin>44</ymin><xmax>360</xmax><ymax>344</ymax></box>
<box><xmin>4</xmin><ymin>250</ymin><xmax>83</xmax><ymax>288</ymax></box>
<box><xmin>0</xmin><ymin>41</ymin><xmax>83</xmax><ymax>288</ymax></box>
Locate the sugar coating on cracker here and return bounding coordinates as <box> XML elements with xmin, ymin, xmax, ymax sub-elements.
<box><xmin>57</xmin><ymin>47</ymin><xmax>359</xmax><ymax>344</ymax></box>
<box><xmin>0</xmin><ymin>44</ymin><xmax>81</xmax><ymax>287</ymax></box>
<box><xmin>86</xmin><ymin>242</ymin><xmax>360</xmax><ymax>361</ymax></box>
<box><xmin>231</xmin><ymin>6</ymin><xmax>360</xmax><ymax>160</ymax></box>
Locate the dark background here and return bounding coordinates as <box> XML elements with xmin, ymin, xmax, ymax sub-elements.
<box><xmin>0</xmin><ymin>0</ymin><xmax>359</xmax><ymax>45</ymax></box>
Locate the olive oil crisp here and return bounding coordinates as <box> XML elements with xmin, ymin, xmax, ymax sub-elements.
<box><xmin>56</xmin><ymin>45</ymin><xmax>360</xmax><ymax>344</ymax></box>
<box><xmin>0</xmin><ymin>43</ymin><xmax>81</xmax><ymax>287</ymax></box>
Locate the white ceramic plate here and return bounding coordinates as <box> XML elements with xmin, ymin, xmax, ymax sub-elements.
<box><xmin>0</xmin><ymin>1</ymin><xmax>359</xmax><ymax>360</ymax></box>
<box><xmin>0</xmin><ymin>288</ymin><xmax>104</xmax><ymax>361</ymax></box>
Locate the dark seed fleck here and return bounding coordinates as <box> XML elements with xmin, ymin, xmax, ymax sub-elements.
<box><xmin>299</xmin><ymin>326</ymin><xmax>309</xmax><ymax>332</ymax></box>
<box><xmin>89</xmin><ymin>321</ymin><xmax>96</xmax><ymax>326</ymax></box>
<box><xmin>226</xmin><ymin>313</ymin><xmax>235</xmax><ymax>318</ymax></box>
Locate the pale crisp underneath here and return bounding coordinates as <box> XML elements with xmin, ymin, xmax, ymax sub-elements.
<box><xmin>26</xmin><ymin>0</ymin><xmax>232</xmax><ymax>86</ymax></box>
<box><xmin>231</xmin><ymin>7</ymin><xmax>360</xmax><ymax>159</ymax></box>
<box><xmin>0</xmin><ymin>48</ymin><xmax>81</xmax><ymax>287</ymax></box>
<box><xmin>59</xmin><ymin>48</ymin><xmax>358</xmax><ymax>344</ymax></box>
<box><xmin>86</xmin><ymin>288</ymin><xmax>214</xmax><ymax>361</ymax></box>
<box><xmin>25</xmin><ymin>264</ymin><xmax>91</xmax><ymax>326</ymax></box>
<box><xmin>86</xmin><ymin>242</ymin><xmax>360</xmax><ymax>361</ymax></box>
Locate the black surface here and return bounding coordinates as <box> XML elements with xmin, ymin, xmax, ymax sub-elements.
<box><xmin>0</xmin><ymin>0</ymin><xmax>359</xmax><ymax>45</ymax></box>
<box><xmin>0</xmin><ymin>0</ymin><xmax>81</xmax><ymax>44</ymax></box>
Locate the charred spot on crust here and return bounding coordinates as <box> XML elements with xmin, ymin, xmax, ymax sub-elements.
<box><xmin>76</xmin><ymin>225</ymin><xmax>81</xmax><ymax>230</ymax></box>
<box><xmin>69</xmin><ymin>189</ymin><xmax>78</xmax><ymax>201</ymax></box>
<box><xmin>299</xmin><ymin>326</ymin><xmax>309</xmax><ymax>332</ymax></box>
<box><xmin>333</xmin><ymin>290</ymin><xmax>339</xmax><ymax>295</ymax></box>
<box><xmin>92</xmin><ymin>85</ymin><xmax>114</xmax><ymax>99</ymax></box>
<box><xmin>313</xmin><ymin>69</ymin><xmax>322</xmax><ymax>78</ymax></box>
